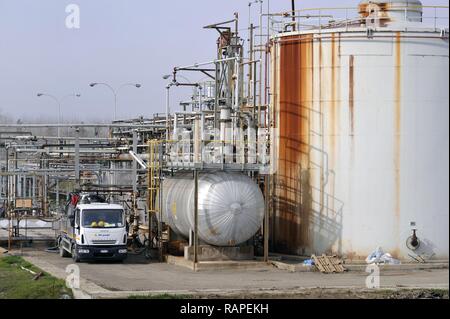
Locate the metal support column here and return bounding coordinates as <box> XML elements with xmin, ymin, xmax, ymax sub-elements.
<box><xmin>193</xmin><ymin>170</ymin><xmax>199</xmax><ymax>270</ymax></box>
<box><xmin>74</xmin><ymin>128</ymin><xmax>80</xmax><ymax>189</ymax></box>
<box><xmin>56</xmin><ymin>179</ymin><xmax>59</xmax><ymax>210</ymax></box>
<box><xmin>5</xmin><ymin>147</ymin><xmax>9</xmax><ymax>212</ymax></box>
<box><xmin>132</xmin><ymin>130</ymin><xmax>138</xmax><ymax>193</ymax></box>
<box><xmin>43</xmin><ymin>159</ymin><xmax>48</xmax><ymax>216</ymax></box>
<box><xmin>264</xmin><ymin>175</ymin><xmax>270</xmax><ymax>262</ymax></box>
<box><xmin>32</xmin><ymin>175</ymin><xmax>36</xmax><ymax>208</ymax></box>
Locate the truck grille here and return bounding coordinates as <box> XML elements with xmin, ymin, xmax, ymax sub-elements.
<box><xmin>91</xmin><ymin>240</ymin><xmax>117</xmax><ymax>245</ymax></box>
<box><xmin>93</xmin><ymin>252</ymin><xmax>114</xmax><ymax>258</ymax></box>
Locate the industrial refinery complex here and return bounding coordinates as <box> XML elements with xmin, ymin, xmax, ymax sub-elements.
<box><xmin>0</xmin><ymin>0</ymin><xmax>448</xmax><ymax>301</ymax></box>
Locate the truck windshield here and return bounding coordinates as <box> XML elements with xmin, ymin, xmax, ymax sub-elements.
<box><xmin>82</xmin><ymin>209</ymin><xmax>124</xmax><ymax>228</ymax></box>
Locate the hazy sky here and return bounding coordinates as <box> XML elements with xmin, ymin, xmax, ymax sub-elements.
<box><xmin>0</xmin><ymin>0</ymin><xmax>448</xmax><ymax>122</ymax></box>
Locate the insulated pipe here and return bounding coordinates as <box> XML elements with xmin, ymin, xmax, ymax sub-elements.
<box><xmin>129</xmin><ymin>151</ymin><xmax>148</xmax><ymax>170</ymax></box>
<box><xmin>235</xmin><ymin>57</ymin><xmax>241</xmax><ymax>110</ymax></box>
<box><xmin>220</xmin><ymin>107</ymin><xmax>233</xmax><ymax>163</ymax></box>
<box><xmin>132</xmin><ymin>131</ymin><xmax>138</xmax><ymax>193</ymax></box>
<box><xmin>173</xmin><ymin>113</ymin><xmax>178</xmax><ymax>137</ymax></box>
<box><xmin>165</xmin><ymin>84</ymin><xmax>173</xmax><ymax>141</ymax></box>
<box><xmin>247</xmin><ymin>115</ymin><xmax>257</xmax><ymax>164</ymax></box>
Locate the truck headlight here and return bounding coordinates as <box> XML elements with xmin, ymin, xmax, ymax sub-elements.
<box><xmin>118</xmin><ymin>249</ymin><xmax>127</xmax><ymax>254</ymax></box>
<box><xmin>78</xmin><ymin>249</ymin><xmax>90</xmax><ymax>254</ymax></box>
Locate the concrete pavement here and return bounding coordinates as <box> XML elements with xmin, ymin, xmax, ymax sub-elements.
<box><xmin>13</xmin><ymin>249</ymin><xmax>448</xmax><ymax>299</ymax></box>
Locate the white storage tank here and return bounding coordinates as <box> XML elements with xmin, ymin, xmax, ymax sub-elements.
<box><xmin>162</xmin><ymin>172</ymin><xmax>265</xmax><ymax>246</ymax></box>
<box><xmin>270</xmin><ymin>0</ymin><xmax>449</xmax><ymax>259</ymax></box>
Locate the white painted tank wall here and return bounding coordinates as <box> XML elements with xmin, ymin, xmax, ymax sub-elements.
<box><xmin>272</xmin><ymin>27</ymin><xmax>449</xmax><ymax>259</ymax></box>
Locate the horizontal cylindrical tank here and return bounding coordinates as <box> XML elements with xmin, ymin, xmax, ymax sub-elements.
<box><xmin>270</xmin><ymin>1</ymin><xmax>449</xmax><ymax>259</ymax></box>
<box><xmin>162</xmin><ymin>172</ymin><xmax>264</xmax><ymax>246</ymax></box>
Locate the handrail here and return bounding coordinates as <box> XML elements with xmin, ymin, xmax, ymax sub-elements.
<box><xmin>270</xmin><ymin>5</ymin><xmax>449</xmax><ymax>16</ymax></box>
<box><xmin>267</xmin><ymin>5</ymin><xmax>449</xmax><ymax>34</ymax></box>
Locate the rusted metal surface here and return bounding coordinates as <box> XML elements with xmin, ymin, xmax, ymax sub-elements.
<box><xmin>271</xmin><ymin>26</ymin><xmax>449</xmax><ymax>259</ymax></box>
<box><xmin>359</xmin><ymin>2</ymin><xmax>390</xmax><ymax>17</ymax></box>
<box><xmin>349</xmin><ymin>55</ymin><xmax>355</xmax><ymax>136</ymax></box>
<box><xmin>358</xmin><ymin>0</ymin><xmax>424</xmax><ymax>26</ymax></box>
<box><xmin>272</xmin><ymin>34</ymin><xmax>313</xmax><ymax>255</ymax></box>
<box><xmin>358</xmin><ymin>2</ymin><xmax>392</xmax><ymax>27</ymax></box>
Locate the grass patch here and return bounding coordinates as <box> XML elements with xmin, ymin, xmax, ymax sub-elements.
<box><xmin>0</xmin><ymin>255</ymin><xmax>73</xmax><ymax>299</ymax></box>
<box><xmin>128</xmin><ymin>293</ymin><xmax>191</xmax><ymax>299</ymax></box>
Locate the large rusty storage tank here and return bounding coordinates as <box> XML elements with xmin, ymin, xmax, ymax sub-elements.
<box><xmin>270</xmin><ymin>0</ymin><xmax>449</xmax><ymax>259</ymax></box>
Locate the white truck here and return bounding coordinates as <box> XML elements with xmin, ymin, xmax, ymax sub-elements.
<box><xmin>58</xmin><ymin>194</ymin><xmax>128</xmax><ymax>262</ymax></box>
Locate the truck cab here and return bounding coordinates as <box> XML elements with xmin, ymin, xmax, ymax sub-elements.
<box><xmin>59</xmin><ymin>199</ymin><xmax>128</xmax><ymax>262</ymax></box>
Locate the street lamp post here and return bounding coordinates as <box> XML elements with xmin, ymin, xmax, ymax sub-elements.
<box><xmin>37</xmin><ymin>93</ymin><xmax>81</xmax><ymax>138</ymax></box>
<box><xmin>36</xmin><ymin>92</ymin><xmax>80</xmax><ymax>210</ymax></box>
<box><xmin>89</xmin><ymin>82</ymin><xmax>141</xmax><ymax>121</ymax></box>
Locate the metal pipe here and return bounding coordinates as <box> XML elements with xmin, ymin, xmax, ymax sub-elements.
<box><xmin>129</xmin><ymin>151</ymin><xmax>148</xmax><ymax>170</ymax></box>
<box><xmin>2</xmin><ymin>136</ymin><xmax>123</xmax><ymax>141</ymax></box>
<box><xmin>235</xmin><ymin>57</ymin><xmax>241</xmax><ymax>110</ymax></box>
<box><xmin>14</xmin><ymin>149</ymin><xmax>121</xmax><ymax>154</ymax></box>
<box><xmin>0</xmin><ymin>169</ymin><xmax>147</xmax><ymax>176</ymax></box>
<box><xmin>5</xmin><ymin>148</ymin><xmax>9</xmax><ymax>211</ymax></box>
<box><xmin>291</xmin><ymin>0</ymin><xmax>296</xmax><ymax>31</ymax></box>
<box><xmin>166</xmin><ymin>84</ymin><xmax>172</xmax><ymax>141</ymax></box>
<box><xmin>175</xmin><ymin>57</ymin><xmax>240</xmax><ymax>72</ymax></box>
<box><xmin>55</xmin><ymin>179</ymin><xmax>59</xmax><ymax>209</ymax></box>
<box><xmin>264</xmin><ymin>175</ymin><xmax>269</xmax><ymax>262</ymax></box>
<box><xmin>173</xmin><ymin>113</ymin><xmax>178</xmax><ymax>137</ymax></box>
<box><xmin>193</xmin><ymin>170</ymin><xmax>198</xmax><ymax>267</ymax></box>
<box><xmin>0</xmin><ymin>124</ymin><xmax>164</xmax><ymax>128</ymax></box>
<box><xmin>132</xmin><ymin>131</ymin><xmax>138</xmax><ymax>193</ymax></box>
<box><xmin>74</xmin><ymin>128</ymin><xmax>80</xmax><ymax>188</ymax></box>
<box><xmin>259</xmin><ymin>1</ymin><xmax>263</xmax><ymax>125</ymax></box>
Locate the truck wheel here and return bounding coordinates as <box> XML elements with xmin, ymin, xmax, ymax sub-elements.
<box><xmin>71</xmin><ymin>245</ymin><xmax>80</xmax><ymax>263</ymax></box>
<box><xmin>59</xmin><ymin>241</ymin><xmax>70</xmax><ymax>258</ymax></box>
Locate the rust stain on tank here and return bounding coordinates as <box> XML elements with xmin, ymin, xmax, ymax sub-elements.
<box><xmin>328</xmin><ymin>32</ymin><xmax>337</xmax><ymax>170</ymax></box>
<box><xmin>329</xmin><ymin>33</ymin><xmax>341</xmax><ymax>181</ymax></box>
<box><xmin>349</xmin><ymin>55</ymin><xmax>355</xmax><ymax>137</ymax></box>
<box><xmin>358</xmin><ymin>2</ymin><xmax>390</xmax><ymax>17</ymax></box>
<box><xmin>348</xmin><ymin>54</ymin><xmax>356</xmax><ymax>174</ymax></box>
<box><xmin>394</xmin><ymin>32</ymin><xmax>402</xmax><ymax>225</ymax></box>
<box><xmin>273</xmin><ymin>34</ymin><xmax>314</xmax><ymax>255</ymax></box>
<box><xmin>358</xmin><ymin>2</ymin><xmax>392</xmax><ymax>27</ymax></box>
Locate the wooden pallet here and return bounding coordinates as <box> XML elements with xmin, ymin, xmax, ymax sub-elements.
<box><xmin>312</xmin><ymin>254</ymin><xmax>346</xmax><ymax>273</ymax></box>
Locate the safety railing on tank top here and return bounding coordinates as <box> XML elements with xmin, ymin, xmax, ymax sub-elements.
<box><xmin>267</xmin><ymin>5</ymin><xmax>449</xmax><ymax>35</ymax></box>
